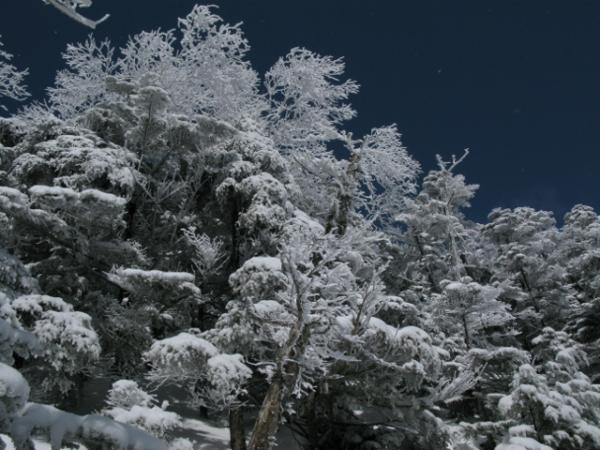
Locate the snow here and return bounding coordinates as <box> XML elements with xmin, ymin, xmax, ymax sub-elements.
<box><xmin>0</xmin><ymin>435</ymin><xmax>15</xmax><ymax>450</ymax></box>
<box><xmin>80</xmin><ymin>414</ymin><xmax>168</xmax><ymax>450</ymax></box>
<box><xmin>393</xmin><ymin>325</ymin><xmax>432</xmax><ymax>342</ymax></box>
<box><xmin>79</xmin><ymin>189</ymin><xmax>127</xmax><ymax>207</ymax></box>
<box><xmin>18</xmin><ymin>135</ymin><xmax>138</xmax><ymax>193</ymax></box>
<box><xmin>206</xmin><ymin>354</ymin><xmax>252</xmax><ymax>384</ymax></box>
<box><xmin>29</xmin><ymin>186</ymin><xmax>127</xmax><ymax>208</ymax></box>
<box><xmin>12</xmin><ymin>404</ymin><xmax>80</xmax><ymax>450</ymax></box>
<box><xmin>366</xmin><ymin>319</ymin><xmax>431</xmax><ymax>347</ymax></box>
<box><xmin>109</xmin><ymin>268</ymin><xmax>195</xmax><ymax>285</ymax></box>
<box><xmin>0</xmin><ymin>362</ymin><xmax>30</xmax><ymax>411</ymax></box>
<box><xmin>105</xmin><ymin>405</ymin><xmax>180</xmax><ymax>437</ymax></box>
<box><xmin>204</xmin><ymin>353</ymin><xmax>252</xmax><ymax>408</ymax></box>
<box><xmin>106</xmin><ymin>380</ymin><xmax>154</xmax><ymax>408</ymax></box>
<box><xmin>0</xmin><ymin>187</ymin><xmax>28</xmax><ymax>206</ymax></box>
<box><xmin>34</xmin><ymin>311</ymin><xmax>100</xmax><ymax>357</ymax></box>
<box><xmin>508</xmin><ymin>425</ymin><xmax>536</xmax><ymax>437</ymax></box>
<box><xmin>107</xmin><ymin>268</ymin><xmax>201</xmax><ymax>300</ymax></box>
<box><xmin>3</xmin><ymin>5</ymin><xmax>600</xmax><ymax>450</ymax></box>
<box><xmin>13</xmin><ymin>403</ymin><xmax>168</xmax><ymax>450</ymax></box>
<box><xmin>29</xmin><ymin>185</ymin><xmax>79</xmax><ymax>201</ymax></box>
<box><xmin>468</xmin><ymin>347</ymin><xmax>530</xmax><ymax>364</ymax></box>
<box><xmin>244</xmin><ymin>257</ymin><xmax>282</xmax><ymax>272</ymax></box>
<box><xmin>553</xmin><ymin>403</ymin><xmax>580</xmax><ymax>423</ymax></box>
<box><xmin>577</xmin><ymin>421</ymin><xmax>600</xmax><ymax>445</ymax></box>
<box><xmin>12</xmin><ymin>295</ymin><xmax>71</xmax><ymax>315</ymax></box>
<box><xmin>179</xmin><ymin>418</ymin><xmax>229</xmax><ymax>450</ymax></box>
<box><xmin>145</xmin><ymin>332</ymin><xmax>218</xmax><ymax>370</ymax></box>
<box><xmin>335</xmin><ymin>315</ymin><xmax>354</xmax><ymax>334</ymax></box>
<box><xmin>254</xmin><ymin>300</ymin><xmax>286</xmax><ymax>317</ymax></box>
<box><xmin>33</xmin><ymin>440</ymin><xmax>86</xmax><ymax>450</ymax></box>
<box><xmin>495</xmin><ymin>436</ymin><xmax>553</xmax><ymax>450</ymax></box>
<box><xmin>289</xmin><ymin>209</ymin><xmax>325</xmax><ymax>234</ymax></box>
<box><xmin>103</xmin><ymin>380</ymin><xmax>181</xmax><ymax>438</ymax></box>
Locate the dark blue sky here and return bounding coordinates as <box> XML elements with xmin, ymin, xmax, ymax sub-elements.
<box><xmin>2</xmin><ymin>0</ymin><xmax>599</xmax><ymax>222</ymax></box>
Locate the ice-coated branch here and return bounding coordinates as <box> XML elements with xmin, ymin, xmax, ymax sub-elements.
<box><xmin>43</xmin><ymin>0</ymin><xmax>110</xmax><ymax>29</ymax></box>
<box><xmin>436</xmin><ymin>148</ymin><xmax>470</xmax><ymax>173</ymax></box>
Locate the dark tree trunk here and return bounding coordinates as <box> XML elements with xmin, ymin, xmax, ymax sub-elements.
<box><xmin>246</xmin><ymin>378</ymin><xmax>283</xmax><ymax>450</ymax></box>
<box><xmin>462</xmin><ymin>314</ymin><xmax>471</xmax><ymax>349</ymax></box>
<box><xmin>229</xmin><ymin>406</ymin><xmax>247</xmax><ymax>450</ymax></box>
<box><xmin>229</xmin><ymin>198</ymin><xmax>240</xmax><ymax>269</ymax></box>
<box><xmin>414</xmin><ymin>233</ymin><xmax>439</xmax><ymax>293</ymax></box>
<box><xmin>326</xmin><ymin>151</ymin><xmax>361</xmax><ymax>236</ymax></box>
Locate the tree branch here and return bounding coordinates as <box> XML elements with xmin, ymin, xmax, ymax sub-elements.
<box><xmin>43</xmin><ymin>0</ymin><xmax>110</xmax><ymax>29</ymax></box>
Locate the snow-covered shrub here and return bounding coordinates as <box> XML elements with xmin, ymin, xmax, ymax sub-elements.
<box><xmin>497</xmin><ymin>356</ymin><xmax>600</xmax><ymax>449</ymax></box>
<box><xmin>0</xmin><ymin>363</ymin><xmax>30</xmax><ymax>424</ymax></box>
<box><xmin>203</xmin><ymin>354</ymin><xmax>253</xmax><ymax>409</ymax></box>
<box><xmin>33</xmin><ymin>310</ymin><xmax>101</xmax><ymax>393</ymax></box>
<box><xmin>106</xmin><ymin>379</ymin><xmax>154</xmax><ymax>410</ymax></box>
<box><xmin>145</xmin><ymin>332</ymin><xmax>251</xmax><ymax>411</ymax></box>
<box><xmin>103</xmin><ymin>380</ymin><xmax>180</xmax><ymax>438</ymax></box>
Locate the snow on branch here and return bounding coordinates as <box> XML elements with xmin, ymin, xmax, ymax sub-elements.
<box><xmin>43</xmin><ymin>0</ymin><xmax>110</xmax><ymax>29</ymax></box>
<box><xmin>436</xmin><ymin>148</ymin><xmax>470</xmax><ymax>173</ymax></box>
<box><xmin>0</xmin><ymin>37</ymin><xmax>29</xmax><ymax>110</ymax></box>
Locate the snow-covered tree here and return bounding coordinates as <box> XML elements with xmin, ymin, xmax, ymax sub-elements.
<box><xmin>0</xmin><ymin>250</ymin><xmax>168</xmax><ymax>450</ymax></box>
<box><xmin>103</xmin><ymin>379</ymin><xmax>181</xmax><ymax>438</ymax></box>
<box><xmin>46</xmin><ymin>5</ymin><xmax>261</xmax><ymax>122</ymax></box>
<box><xmin>1</xmin><ymin>4</ymin><xmax>598</xmax><ymax>450</ymax></box>
<box><xmin>483</xmin><ymin>207</ymin><xmax>579</xmax><ymax>344</ymax></box>
<box><xmin>395</xmin><ymin>152</ymin><xmax>480</xmax><ymax>293</ymax></box>
<box><xmin>265</xmin><ymin>47</ymin><xmax>358</xmax><ymax>153</ymax></box>
<box><xmin>497</xmin><ymin>329</ymin><xmax>600</xmax><ymax>449</ymax></box>
<box><xmin>432</xmin><ymin>278</ymin><xmax>514</xmax><ymax>350</ymax></box>
<box><xmin>0</xmin><ymin>37</ymin><xmax>28</xmax><ymax>112</ymax></box>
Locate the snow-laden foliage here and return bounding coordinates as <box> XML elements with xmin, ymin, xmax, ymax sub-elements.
<box><xmin>0</xmin><ymin>253</ymin><xmax>168</xmax><ymax>449</ymax></box>
<box><xmin>145</xmin><ymin>332</ymin><xmax>251</xmax><ymax>411</ymax></box>
<box><xmin>46</xmin><ymin>5</ymin><xmax>261</xmax><ymax>122</ymax></box>
<box><xmin>0</xmin><ymin>37</ymin><xmax>28</xmax><ymax>111</ymax></box>
<box><xmin>265</xmin><ymin>47</ymin><xmax>359</xmax><ymax>153</ymax></box>
<box><xmin>103</xmin><ymin>380</ymin><xmax>181</xmax><ymax>438</ymax></box>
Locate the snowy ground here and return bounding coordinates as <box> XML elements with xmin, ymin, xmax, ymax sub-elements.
<box><xmin>2</xmin><ymin>422</ymin><xmax>229</xmax><ymax>450</ymax></box>
<box><xmin>3</xmin><ymin>376</ymin><xmax>301</xmax><ymax>450</ymax></box>
<box><xmin>1</xmin><ymin>436</ymin><xmax>88</xmax><ymax>450</ymax></box>
<box><xmin>175</xmin><ymin>418</ymin><xmax>230</xmax><ymax>450</ymax></box>
<box><xmin>3</xmin><ymin>412</ymin><xmax>298</xmax><ymax>449</ymax></box>
<box><xmin>33</xmin><ymin>441</ymin><xmax>87</xmax><ymax>450</ymax></box>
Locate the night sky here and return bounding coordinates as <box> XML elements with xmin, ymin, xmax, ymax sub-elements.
<box><xmin>2</xmin><ymin>0</ymin><xmax>599</xmax><ymax>223</ymax></box>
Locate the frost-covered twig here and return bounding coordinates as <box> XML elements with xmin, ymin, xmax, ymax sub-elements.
<box><xmin>0</xmin><ymin>37</ymin><xmax>29</xmax><ymax>111</ymax></box>
<box><xmin>436</xmin><ymin>148</ymin><xmax>470</xmax><ymax>173</ymax></box>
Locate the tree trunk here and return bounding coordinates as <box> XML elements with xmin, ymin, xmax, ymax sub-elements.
<box><xmin>229</xmin><ymin>406</ymin><xmax>247</xmax><ymax>450</ymax></box>
<box><xmin>326</xmin><ymin>150</ymin><xmax>361</xmax><ymax>236</ymax></box>
<box><xmin>414</xmin><ymin>233</ymin><xmax>439</xmax><ymax>292</ymax></box>
<box><xmin>247</xmin><ymin>260</ymin><xmax>309</xmax><ymax>450</ymax></box>
<box><xmin>246</xmin><ymin>378</ymin><xmax>283</xmax><ymax>450</ymax></box>
<box><xmin>462</xmin><ymin>314</ymin><xmax>471</xmax><ymax>349</ymax></box>
<box><xmin>229</xmin><ymin>197</ymin><xmax>240</xmax><ymax>269</ymax></box>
